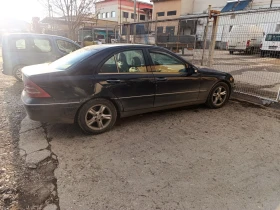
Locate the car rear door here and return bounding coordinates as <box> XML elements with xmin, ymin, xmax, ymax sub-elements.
<box><xmin>147</xmin><ymin>50</ymin><xmax>200</xmax><ymax>107</ymax></box>
<box><xmin>94</xmin><ymin>49</ymin><xmax>156</xmax><ymax>111</ymax></box>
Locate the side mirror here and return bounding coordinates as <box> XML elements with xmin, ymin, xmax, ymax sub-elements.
<box><xmin>186</xmin><ymin>65</ymin><xmax>196</xmax><ymax>76</ymax></box>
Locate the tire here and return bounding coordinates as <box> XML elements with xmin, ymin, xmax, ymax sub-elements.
<box><xmin>206</xmin><ymin>82</ymin><xmax>230</xmax><ymax>109</ymax></box>
<box><xmin>229</xmin><ymin>51</ymin><xmax>234</xmax><ymax>55</ymax></box>
<box><xmin>13</xmin><ymin>65</ymin><xmax>25</xmax><ymax>81</ymax></box>
<box><xmin>77</xmin><ymin>98</ymin><xmax>117</xmax><ymax>135</ymax></box>
<box><xmin>260</xmin><ymin>50</ymin><xmax>265</xmax><ymax>57</ymax></box>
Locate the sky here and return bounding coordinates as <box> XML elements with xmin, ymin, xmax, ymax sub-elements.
<box><xmin>0</xmin><ymin>0</ymin><xmax>46</xmax><ymax>22</ymax></box>
<box><xmin>0</xmin><ymin>0</ymin><xmax>151</xmax><ymax>23</ymax></box>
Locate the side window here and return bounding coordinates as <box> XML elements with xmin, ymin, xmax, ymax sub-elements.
<box><xmin>32</xmin><ymin>38</ymin><xmax>52</xmax><ymax>52</ymax></box>
<box><xmin>115</xmin><ymin>50</ymin><xmax>147</xmax><ymax>73</ymax></box>
<box><xmin>15</xmin><ymin>39</ymin><xmax>26</xmax><ymax>50</ymax></box>
<box><xmin>100</xmin><ymin>55</ymin><xmax>118</xmax><ymax>73</ymax></box>
<box><xmin>150</xmin><ymin>52</ymin><xmax>186</xmax><ymax>73</ymax></box>
<box><xmin>99</xmin><ymin>50</ymin><xmax>147</xmax><ymax>73</ymax></box>
<box><xmin>57</xmin><ymin>40</ymin><xmax>79</xmax><ymax>53</ymax></box>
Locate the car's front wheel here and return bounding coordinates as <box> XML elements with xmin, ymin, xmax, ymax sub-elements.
<box><xmin>206</xmin><ymin>82</ymin><xmax>230</xmax><ymax>109</ymax></box>
<box><xmin>77</xmin><ymin>99</ymin><xmax>117</xmax><ymax>134</ymax></box>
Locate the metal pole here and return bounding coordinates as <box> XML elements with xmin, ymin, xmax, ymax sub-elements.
<box><xmin>208</xmin><ymin>13</ymin><xmax>219</xmax><ymax>67</ymax></box>
<box><xmin>201</xmin><ymin>5</ymin><xmax>211</xmax><ymax>66</ymax></box>
<box><xmin>155</xmin><ymin>14</ymin><xmax>158</xmax><ymax>45</ymax></box>
<box><xmin>48</xmin><ymin>0</ymin><xmax>51</xmax><ymax>18</ymax></box>
<box><xmin>133</xmin><ymin>0</ymin><xmax>137</xmax><ymax>43</ymax></box>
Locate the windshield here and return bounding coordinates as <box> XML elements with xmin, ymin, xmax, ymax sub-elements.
<box><xmin>49</xmin><ymin>48</ymin><xmax>97</xmax><ymax>70</ymax></box>
<box><xmin>265</xmin><ymin>34</ymin><xmax>280</xmax><ymax>41</ymax></box>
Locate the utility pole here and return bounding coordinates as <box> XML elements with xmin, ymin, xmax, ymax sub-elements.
<box><xmin>48</xmin><ymin>0</ymin><xmax>51</xmax><ymax>18</ymax></box>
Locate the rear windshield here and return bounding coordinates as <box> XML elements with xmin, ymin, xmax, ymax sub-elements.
<box><xmin>49</xmin><ymin>48</ymin><xmax>97</xmax><ymax>70</ymax></box>
<box><xmin>265</xmin><ymin>34</ymin><xmax>280</xmax><ymax>42</ymax></box>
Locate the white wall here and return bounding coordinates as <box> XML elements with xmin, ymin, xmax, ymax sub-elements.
<box><xmin>193</xmin><ymin>0</ymin><xmax>226</xmax><ymax>13</ymax></box>
<box><xmin>251</xmin><ymin>0</ymin><xmax>280</xmax><ymax>9</ymax></box>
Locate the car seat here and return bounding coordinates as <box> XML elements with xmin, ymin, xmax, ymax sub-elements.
<box><xmin>117</xmin><ymin>53</ymin><xmax>129</xmax><ymax>72</ymax></box>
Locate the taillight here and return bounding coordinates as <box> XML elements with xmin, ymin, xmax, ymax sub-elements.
<box><xmin>23</xmin><ymin>77</ymin><xmax>51</xmax><ymax>98</ymax></box>
<box><xmin>260</xmin><ymin>43</ymin><xmax>262</xmax><ymax>49</ymax></box>
<box><xmin>246</xmin><ymin>40</ymin><xmax>250</xmax><ymax>47</ymax></box>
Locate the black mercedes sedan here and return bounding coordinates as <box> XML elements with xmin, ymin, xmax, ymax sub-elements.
<box><xmin>21</xmin><ymin>44</ymin><xmax>234</xmax><ymax>134</ymax></box>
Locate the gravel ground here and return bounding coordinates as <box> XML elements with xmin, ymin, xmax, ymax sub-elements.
<box><xmin>47</xmin><ymin>101</ymin><xmax>280</xmax><ymax>210</ymax></box>
<box><xmin>0</xmin><ymin>49</ymin><xmax>59</xmax><ymax>210</ymax></box>
<box><xmin>0</xmin><ymin>50</ymin><xmax>25</xmax><ymax>209</ymax></box>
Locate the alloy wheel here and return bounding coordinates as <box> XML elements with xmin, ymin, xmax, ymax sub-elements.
<box><xmin>85</xmin><ymin>104</ymin><xmax>112</xmax><ymax>131</ymax></box>
<box><xmin>212</xmin><ymin>86</ymin><xmax>227</xmax><ymax>106</ymax></box>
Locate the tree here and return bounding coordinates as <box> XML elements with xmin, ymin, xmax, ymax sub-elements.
<box><xmin>40</xmin><ymin>0</ymin><xmax>98</xmax><ymax>40</ymax></box>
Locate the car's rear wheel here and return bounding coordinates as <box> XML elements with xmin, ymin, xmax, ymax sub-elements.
<box><xmin>77</xmin><ymin>99</ymin><xmax>117</xmax><ymax>134</ymax></box>
<box><xmin>229</xmin><ymin>51</ymin><xmax>234</xmax><ymax>55</ymax></box>
<box><xmin>206</xmin><ymin>82</ymin><xmax>230</xmax><ymax>109</ymax></box>
<box><xmin>260</xmin><ymin>50</ymin><xmax>265</xmax><ymax>57</ymax></box>
<box><xmin>13</xmin><ymin>65</ymin><xmax>25</xmax><ymax>81</ymax></box>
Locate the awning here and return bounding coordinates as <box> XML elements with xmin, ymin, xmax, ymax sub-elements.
<box><xmin>221</xmin><ymin>0</ymin><xmax>251</xmax><ymax>13</ymax></box>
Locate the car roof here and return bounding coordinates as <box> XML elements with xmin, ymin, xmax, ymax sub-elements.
<box><xmin>83</xmin><ymin>44</ymin><xmax>161</xmax><ymax>53</ymax></box>
<box><xmin>3</xmin><ymin>33</ymin><xmax>74</xmax><ymax>40</ymax></box>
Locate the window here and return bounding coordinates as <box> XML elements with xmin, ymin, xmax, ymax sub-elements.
<box><xmin>57</xmin><ymin>40</ymin><xmax>79</xmax><ymax>54</ymax></box>
<box><xmin>106</xmin><ymin>12</ymin><xmax>110</xmax><ymax>18</ymax></box>
<box><xmin>166</xmin><ymin>26</ymin><xmax>175</xmax><ymax>36</ymax></box>
<box><xmin>140</xmin><ymin>15</ymin><xmax>145</xmax><ymax>21</ymax></box>
<box><xmin>157</xmin><ymin>27</ymin><xmax>163</xmax><ymax>34</ymax></box>
<box><xmin>167</xmin><ymin>11</ymin><xmax>177</xmax><ymax>16</ymax></box>
<box><xmin>102</xmin><ymin>13</ymin><xmax>106</xmax><ymax>18</ymax></box>
<box><xmin>111</xmin><ymin>11</ymin><xmax>116</xmax><ymax>18</ymax></box>
<box><xmin>276</xmin><ymin>24</ymin><xmax>280</xmax><ymax>32</ymax></box>
<box><xmin>15</xmin><ymin>39</ymin><xmax>26</xmax><ymax>50</ymax></box>
<box><xmin>123</xmin><ymin>12</ymin><xmax>129</xmax><ymax>18</ymax></box>
<box><xmin>266</xmin><ymin>34</ymin><xmax>280</xmax><ymax>42</ymax></box>
<box><xmin>98</xmin><ymin>13</ymin><xmax>101</xmax><ymax>19</ymax></box>
<box><xmin>131</xmin><ymin>13</ymin><xmax>137</xmax><ymax>19</ymax></box>
<box><xmin>100</xmin><ymin>55</ymin><xmax>118</xmax><ymax>73</ymax></box>
<box><xmin>149</xmin><ymin>52</ymin><xmax>186</xmax><ymax>73</ymax></box>
<box><xmin>157</xmin><ymin>12</ymin><xmax>165</xmax><ymax>17</ymax></box>
<box><xmin>99</xmin><ymin>50</ymin><xmax>147</xmax><ymax>73</ymax></box>
<box><xmin>32</xmin><ymin>38</ymin><xmax>51</xmax><ymax>52</ymax></box>
<box><xmin>50</xmin><ymin>48</ymin><xmax>97</xmax><ymax>70</ymax></box>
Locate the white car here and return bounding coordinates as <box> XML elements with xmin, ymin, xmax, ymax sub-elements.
<box><xmin>260</xmin><ymin>33</ymin><xmax>280</xmax><ymax>57</ymax></box>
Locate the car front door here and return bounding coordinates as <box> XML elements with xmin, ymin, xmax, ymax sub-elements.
<box><xmin>94</xmin><ymin>49</ymin><xmax>156</xmax><ymax>111</ymax></box>
<box><xmin>148</xmin><ymin>50</ymin><xmax>200</xmax><ymax>107</ymax></box>
<box><xmin>28</xmin><ymin>36</ymin><xmax>54</xmax><ymax>64</ymax></box>
<box><xmin>55</xmin><ymin>39</ymin><xmax>81</xmax><ymax>59</ymax></box>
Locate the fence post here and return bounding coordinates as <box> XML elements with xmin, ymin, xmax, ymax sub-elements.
<box><xmin>126</xmin><ymin>24</ymin><xmax>130</xmax><ymax>43</ymax></box>
<box><xmin>201</xmin><ymin>5</ymin><xmax>211</xmax><ymax>66</ymax></box>
<box><xmin>155</xmin><ymin>15</ymin><xmax>158</xmax><ymax>45</ymax></box>
<box><xmin>208</xmin><ymin>11</ymin><xmax>220</xmax><ymax>67</ymax></box>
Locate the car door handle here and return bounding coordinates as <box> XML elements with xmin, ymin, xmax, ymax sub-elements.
<box><xmin>156</xmin><ymin>77</ymin><xmax>167</xmax><ymax>81</ymax></box>
<box><xmin>106</xmin><ymin>79</ymin><xmax>121</xmax><ymax>84</ymax></box>
<box><xmin>106</xmin><ymin>79</ymin><xmax>121</xmax><ymax>83</ymax></box>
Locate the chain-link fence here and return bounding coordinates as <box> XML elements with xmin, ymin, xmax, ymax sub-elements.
<box><xmin>120</xmin><ymin>8</ymin><xmax>280</xmax><ymax>102</ymax></box>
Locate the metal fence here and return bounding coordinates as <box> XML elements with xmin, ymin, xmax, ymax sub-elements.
<box><xmin>120</xmin><ymin>8</ymin><xmax>280</xmax><ymax>102</ymax></box>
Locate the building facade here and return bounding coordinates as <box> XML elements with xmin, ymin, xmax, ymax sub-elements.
<box><xmin>95</xmin><ymin>0</ymin><xmax>153</xmax><ymax>24</ymax></box>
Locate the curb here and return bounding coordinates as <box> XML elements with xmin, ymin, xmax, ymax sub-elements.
<box><xmin>231</xmin><ymin>92</ymin><xmax>280</xmax><ymax>110</ymax></box>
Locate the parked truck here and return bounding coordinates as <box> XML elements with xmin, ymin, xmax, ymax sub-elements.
<box><xmin>227</xmin><ymin>25</ymin><xmax>264</xmax><ymax>54</ymax></box>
